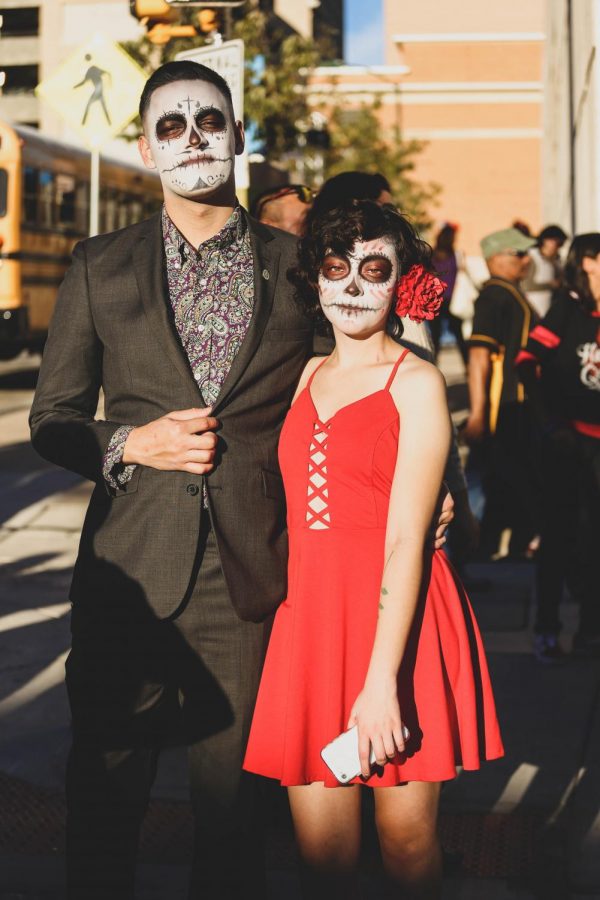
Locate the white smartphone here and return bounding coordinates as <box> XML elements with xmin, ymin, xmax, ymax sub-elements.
<box><xmin>321</xmin><ymin>723</ymin><xmax>410</xmax><ymax>784</ymax></box>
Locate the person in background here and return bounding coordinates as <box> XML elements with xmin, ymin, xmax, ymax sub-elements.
<box><xmin>521</xmin><ymin>224</ymin><xmax>568</xmax><ymax>318</ymax></box>
<box><xmin>463</xmin><ymin>227</ymin><xmax>540</xmax><ymax>558</ymax></box>
<box><xmin>252</xmin><ymin>183</ymin><xmax>314</xmax><ymax>236</ymax></box>
<box><xmin>311</xmin><ymin>171</ymin><xmax>393</xmax><ymax>214</ymax></box>
<box><xmin>430</xmin><ymin>223</ymin><xmax>469</xmax><ymax>365</ymax></box>
<box><xmin>517</xmin><ymin>233</ymin><xmax>600</xmax><ymax>663</ymax></box>
<box><xmin>512</xmin><ymin>219</ymin><xmax>532</xmax><ymax>237</ymax></box>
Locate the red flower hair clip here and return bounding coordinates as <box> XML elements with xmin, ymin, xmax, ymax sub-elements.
<box><xmin>395</xmin><ymin>265</ymin><xmax>446</xmax><ymax>322</ymax></box>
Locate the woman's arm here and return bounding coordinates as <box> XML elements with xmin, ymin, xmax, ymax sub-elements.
<box><xmin>348</xmin><ymin>360</ymin><xmax>452</xmax><ymax>776</ymax></box>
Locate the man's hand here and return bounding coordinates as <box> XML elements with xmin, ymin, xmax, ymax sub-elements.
<box><xmin>433</xmin><ymin>488</ymin><xmax>454</xmax><ymax>549</ymax></box>
<box><xmin>448</xmin><ymin>488</ymin><xmax>479</xmax><ymax>558</ymax></box>
<box><xmin>122</xmin><ymin>407</ymin><xmax>219</xmax><ymax>474</ymax></box>
<box><xmin>461</xmin><ymin>414</ymin><xmax>486</xmax><ymax>445</ymax></box>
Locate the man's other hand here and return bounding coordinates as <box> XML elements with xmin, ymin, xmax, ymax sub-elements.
<box><xmin>433</xmin><ymin>487</ymin><xmax>454</xmax><ymax>549</ymax></box>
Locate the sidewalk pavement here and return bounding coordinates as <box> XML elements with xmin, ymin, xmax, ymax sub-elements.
<box><xmin>1</xmin><ymin>352</ymin><xmax>600</xmax><ymax>898</ymax></box>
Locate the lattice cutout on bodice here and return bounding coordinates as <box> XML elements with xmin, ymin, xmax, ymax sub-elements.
<box><xmin>306</xmin><ymin>422</ymin><xmax>331</xmax><ymax>529</ymax></box>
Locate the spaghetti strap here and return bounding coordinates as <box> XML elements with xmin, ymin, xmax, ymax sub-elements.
<box><xmin>306</xmin><ymin>355</ymin><xmax>330</xmax><ymax>389</ymax></box>
<box><xmin>385</xmin><ymin>348</ymin><xmax>411</xmax><ymax>391</ymax></box>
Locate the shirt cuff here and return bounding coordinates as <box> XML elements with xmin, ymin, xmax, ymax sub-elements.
<box><xmin>102</xmin><ymin>424</ymin><xmax>137</xmax><ymax>490</ymax></box>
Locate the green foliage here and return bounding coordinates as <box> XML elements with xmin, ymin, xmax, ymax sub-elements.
<box><xmin>232</xmin><ymin>9</ymin><xmax>319</xmax><ymax>157</ymax></box>
<box><xmin>323</xmin><ymin>103</ymin><xmax>440</xmax><ymax>229</ymax></box>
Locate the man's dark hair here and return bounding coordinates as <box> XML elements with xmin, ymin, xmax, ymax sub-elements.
<box><xmin>538</xmin><ymin>224</ymin><xmax>568</xmax><ymax>244</ymax></box>
<box><xmin>311</xmin><ymin>172</ymin><xmax>391</xmax><ymax>218</ymax></box>
<box><xmin>138</xmin><ymin>60</ymin><xmax>234</xmax><ymax>123</ymax></box>
<box><xmin>289</xmin><ymin>199</ymin><xmax>432</xmax><ymax>337</ymax></box>
<box><xmin>564</xmin><ymin>232</ymin><xmax>600</xmax><ymax>313</ymax></box>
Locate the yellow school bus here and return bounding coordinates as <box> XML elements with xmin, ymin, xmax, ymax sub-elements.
<box><xmin>0</xmin><ymin>120</ymin><xmax>162</xmax><ymax>359</ymax></box>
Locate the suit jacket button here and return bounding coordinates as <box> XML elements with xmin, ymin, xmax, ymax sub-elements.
<box><xmin>186</xmin><ymin>484</ymin><xmax>200</xmax><ymax>496</ymax></box>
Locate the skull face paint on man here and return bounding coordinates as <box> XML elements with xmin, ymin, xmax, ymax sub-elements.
<box><xmin>140</xmin><ymin>80</ymin><xmax>242</xmax><ymax>200</ymax></box>
<box><xmin>318</xmin><ymin>238</ymin><xmax>399</xmax><ymax>335</ymax></box>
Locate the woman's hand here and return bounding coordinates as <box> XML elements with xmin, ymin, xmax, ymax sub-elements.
<box><xmin>347</xmin><ymin>677</ymin><xmax>406</xmax><ymax>779</ymax></box>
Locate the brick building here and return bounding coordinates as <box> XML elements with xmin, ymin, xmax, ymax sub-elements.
<box><xmin>309</xmin><ymin>0</ymin><xmax>545</xmax><ymax>253</ymax></box>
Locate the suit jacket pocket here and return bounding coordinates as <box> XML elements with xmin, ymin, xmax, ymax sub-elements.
<box><xmin>262</xmin><ymin>468</ymin><xmax>285</xmax><ymax>501</ymax></box>
<box><xmin>109</xmin><ymin>465</ymin><xmax>142</xmax><ymax>498</ymax></box>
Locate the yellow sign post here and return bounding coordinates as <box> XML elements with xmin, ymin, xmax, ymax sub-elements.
<box><xmin>36</xmin><ymin>34</ymin><xmax>148</xmax><ymax>235</ymax></box>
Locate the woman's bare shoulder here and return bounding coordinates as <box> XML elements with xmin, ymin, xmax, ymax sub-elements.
<box><xmin>292</xmin><ymin>356</ymin><xmax>326</xmax><ymax>404</ymax></box>
<box><xmin>389</xmin><ymin>352</ymin><xmax>447</xmax><ymax>409</ymax></box>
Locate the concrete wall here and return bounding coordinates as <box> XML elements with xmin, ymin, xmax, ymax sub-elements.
<box><xmin>543</xmin><ymin>0</ymin><xmax>600</xmax><ymax>234</ymax></box>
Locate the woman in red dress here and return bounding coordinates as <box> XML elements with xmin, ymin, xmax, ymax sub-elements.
<box><xmin>244</xmin><ymin>201</ymin><xmax>503</xmax><ymax>898</ymax></box>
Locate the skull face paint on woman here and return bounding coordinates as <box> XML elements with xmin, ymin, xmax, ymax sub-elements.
<box><xmin>140</xmin><ymin>80</ymin><xmax>242</xmax><ymax>200</ymax></box>
<box><xmin>318</xmin><ymin>238</ymin><xmax>399</xmax><ymax>335</ymax></box>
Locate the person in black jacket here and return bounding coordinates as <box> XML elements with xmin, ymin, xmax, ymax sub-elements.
<box><xmin>463</xmin><ymin>227</ymin><xmax>539</xmax><ymax>558</ymax></box>
<box><xmin>517</xmin><ymin>233</ymin><xmax>600</xmax><ymax>663</ymax></box>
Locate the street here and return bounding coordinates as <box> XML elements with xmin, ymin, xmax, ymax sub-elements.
<box><xmin>1</xmin><ymin>350</ymin><xmax>599</xmax><ymax>899</ymax></box>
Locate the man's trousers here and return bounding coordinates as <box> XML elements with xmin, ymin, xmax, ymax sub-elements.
<box><xmin>65</xmin><ymin>519</ymin><xmax>268</xmax><ymax>899</ymax></box>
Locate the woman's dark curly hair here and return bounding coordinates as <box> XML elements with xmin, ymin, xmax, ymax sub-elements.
<box><xmin>288</xmin><ymin>199</ymin><xmax>433</xmax><ymax>336</ymax></box>
<box><xmin>564</xmin><ymin>233</ymin><xmax>600</xmax><ymax>314</ymax></box>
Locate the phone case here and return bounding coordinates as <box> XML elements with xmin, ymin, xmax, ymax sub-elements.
<box><xmin>321</xmin><ymin>724</ymin><xmax>410</xmax><ymax>784</ymax></box>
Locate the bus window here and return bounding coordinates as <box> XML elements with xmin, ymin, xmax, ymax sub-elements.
<box><xmin>56</xmin><ymin>173</ymin><xmax>76</xmax><ymax>230</ymax></box>
<box><xmin>39</xmin><ymin>170</ymin><xmax>54</xmax><ymax>228</ymax></box>
<box><xmin>75</xmin><ymin>181</ymin><xmax>89</xmax><ymax>235</ymax></box>
<box><xmin>101</xmin><ymin>187</ymin><xmax>118</xmax><ymax>233</ymax></box>
<box><xmin>116</xmin><ymin>193</ymin><xmax>130</xmax><ymax>230</ymax></box>
<box><xmin>23</xmin><ymin>166</ymin><xmax>38</xmax><ymax>223</ymax></box>
<box><xmin>0</xmin><ymin>169</ymin><xmax>7</xmax><ymax>217</ymax></box>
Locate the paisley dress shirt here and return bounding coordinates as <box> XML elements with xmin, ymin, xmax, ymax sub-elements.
<box><xmin>102</xmin><ymin>204</ymin><xmax>254</xmax><ymax>490</ymax></box>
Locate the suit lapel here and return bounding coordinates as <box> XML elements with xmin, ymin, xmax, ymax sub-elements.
<box><xmin>132</xmin><ymin>214</ymin><xmax>198</xmax><ymax>391</ymax></box>
<box><xmin>211</xmin><ymin>219</ymin><xmax>280</xmax><ymax>414</ymax></box>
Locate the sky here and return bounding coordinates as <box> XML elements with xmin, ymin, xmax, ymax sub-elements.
<box><xmin>343</xmin><ymin>0</ymin><xmax>383</xmax><ymax>66</ymax></box>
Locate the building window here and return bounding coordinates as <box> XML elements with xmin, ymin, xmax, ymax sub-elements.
<box><xmin>1</xmin><ymin>65</ymin><xmax>39</xmax><ymax>95</ymax></box>
<box><xmin>23</xmin><ymin>166</ymin><xmax>38</xmax><ymax>223</ymax></box>
<box><xmin>56</xmin><ymin>173</ymin><xmax>77</xmax><ymax>229</ymax></box>
<box><xmin>0</xmin><ymin>7</ymin><xmax>40</xmax><ymax>37</ymax></box>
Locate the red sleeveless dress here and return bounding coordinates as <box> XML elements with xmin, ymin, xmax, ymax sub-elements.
<box><xmin>244</xmin><ymin>350</ymin><xmax>503</xmax><ymax>787</ymax></box>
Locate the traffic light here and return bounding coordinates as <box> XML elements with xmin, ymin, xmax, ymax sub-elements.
<box><xmin>129</xmin><ymin>0</ymin><xmax>175</xmax><ymax>24</ymax></box>
<box><xmin>197</xmin><ymin>9</ymin><xmax>220</xmax><ymax>33</ymax></box>
<box><xmin>130</xmin><ymin>0</ymin><xmax>199</xmax><ymax>44</ymax></box>
<box><xmin>130</xmin><ymin>0</ymin><xmax>225</xmax><ymax>44</ymax></box>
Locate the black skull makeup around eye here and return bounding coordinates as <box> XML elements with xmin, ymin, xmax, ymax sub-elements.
<box><xmin>195</xmin><ymin>107</ymin><xmax>227</xmax><ymax>132</ymax></box>
<box><xmin>358</xmin><ymin>254</ymin><xmax>394</xmax><ymax>283</ymax></box>
<box><xmin>321</xmin><ymin>255</ymin><xmax>351</xmax><ymax>281</ymax></box>
<box><xmin>155</xmin><ymin>112</ymin><xmax>187</xmax><ymax>142</ymax></box>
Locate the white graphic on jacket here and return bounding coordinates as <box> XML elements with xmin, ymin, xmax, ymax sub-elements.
<box><xmin>577</xmin><ymin>341</ymin><xmax>600</xmax><ymax>391</ymax></box>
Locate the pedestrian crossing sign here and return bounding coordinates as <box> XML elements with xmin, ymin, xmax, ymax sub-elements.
<box><xmin>36</xmin><ymin>34</ymin><xmax>148</xmax><ymax>148</ymax></box>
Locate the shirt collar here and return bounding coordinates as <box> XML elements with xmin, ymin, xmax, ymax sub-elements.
<box><xmin>162</xmin><ymin>204</ymin><xmax>245</xmax><ymax>266</ymax></box>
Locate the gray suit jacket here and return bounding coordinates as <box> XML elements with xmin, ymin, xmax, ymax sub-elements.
<box><xmin>30</xmin><ymin>213</ymin><xmax>313</xmax><ymax>622</ymax></box>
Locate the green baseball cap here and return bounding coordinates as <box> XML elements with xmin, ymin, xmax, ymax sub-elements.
<box><xmin>480</xmin><ymin>227</ymin><xmax>536</xmax><ymax>260</ymax></box>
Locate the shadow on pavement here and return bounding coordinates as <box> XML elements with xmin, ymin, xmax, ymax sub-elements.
<box><xmin>0</xmin><ymin>440</ymin><xmax>83</xmax><ymax>527</ymax></box>
<box><xmin>0</xmin><ymin>369</ymin><xmax>39</xmax><ymax>391</ymax></box>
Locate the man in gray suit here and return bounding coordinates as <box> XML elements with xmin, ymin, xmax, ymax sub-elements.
<box><xmin>30</xmin><ymin>60</ymin><xmax>313</xmax><ymax>899</ymax></box>
<box><xmin>30</xmin><ymin>61</ymin><xmax>451</xmax><ymax>899</ymax></box>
